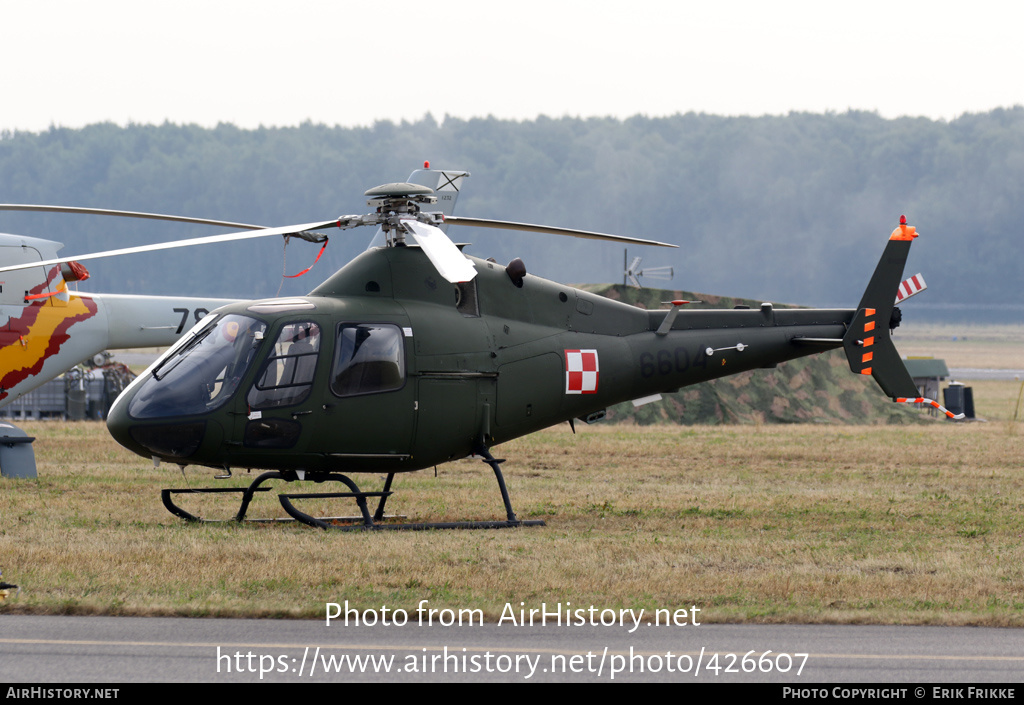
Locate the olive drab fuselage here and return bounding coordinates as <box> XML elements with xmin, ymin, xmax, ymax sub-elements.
<box><xmin>106</xmin><ymin>242</ymin><xmax>863</xmax><ymax>476</ymax></box>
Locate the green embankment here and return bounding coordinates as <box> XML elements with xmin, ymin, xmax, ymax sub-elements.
<box><xmin>585</xmin><ymin>284</ymin><xmax>923</xmax><ymax>425</ymax></box>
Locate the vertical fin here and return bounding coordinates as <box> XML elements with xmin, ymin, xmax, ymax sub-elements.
<box><xmin>842</xmin><ymin>218</ymin><xmax>920</xmax><ymax>399</ymax></box>
<box><xmin>408</xmin><ymin>165</ymin><xmax>470</xmax><ymax>226</ymax></box>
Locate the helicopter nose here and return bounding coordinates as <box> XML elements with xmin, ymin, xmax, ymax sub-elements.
<box><xmin>106</xmin><ymin>392</ymin><xmax>208</xmax><ymax>461</ymax></box>
<box><xmin>105</xmin><ymin>387</ymin><xmax>141</xmax><ymax>453</ymax></box>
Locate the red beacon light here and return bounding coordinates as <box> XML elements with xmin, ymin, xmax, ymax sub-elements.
<box><xmin>890</xmin><ymin>214</ymin><xmax>918</xmax><ymax>241</ymax></box>
<box><xmin>424</xmin><ymin>160</ymin><xmax>430</xmax><ymax>169</ymax></box>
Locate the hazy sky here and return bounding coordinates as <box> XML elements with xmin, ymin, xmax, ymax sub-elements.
<box><xmin>2</xmin><ymin>0</ymin><xmax>1022</xmax><ymax>132</ymax></box>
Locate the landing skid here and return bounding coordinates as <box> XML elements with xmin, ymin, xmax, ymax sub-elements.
<box><xmin>160</xmin><ymin>450</ymin><xmax>545</xmax><ymax>531</ymax></box>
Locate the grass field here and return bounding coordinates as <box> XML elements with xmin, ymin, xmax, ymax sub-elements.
<box><xmin>894</xmin><ymin>323</ymin><xmax>1024</xmax><ymax>370</ymax></box>
<box><xmin>1</xmin><ymin>333</ymin><xmax>1022</xmax><ymax>624</ymax></box>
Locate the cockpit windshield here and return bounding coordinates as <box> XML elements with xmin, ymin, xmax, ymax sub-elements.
<box><xmin>129</xmin><ymin>314</ymin><xmax>267</xmax><ymax>419</ymax></box>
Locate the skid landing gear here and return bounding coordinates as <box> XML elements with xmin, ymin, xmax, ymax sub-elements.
<box><xmin>160</xmin><ymin>451</ymin><xmax>545</xmax><ymax>531</ymax></box>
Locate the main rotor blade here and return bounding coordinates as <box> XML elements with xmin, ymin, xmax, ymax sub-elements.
<box><xmin>0</xmin><ymin>204</ymin><xmax>266</xmax><ymax>230</ymax></box>
<box><xmin>443</xmin><ymin>216</ymin><xmax>678</xmax><ymax>248</ymax></box>
<box><xmin>0</xmin><ymin>219</ymin><xmax>343</xmax><ymax>274</ymax></box>
<box><xmin>402</xmin><ymin>219</ymin><xmax>477</xmax><ymax>283</ymax></box>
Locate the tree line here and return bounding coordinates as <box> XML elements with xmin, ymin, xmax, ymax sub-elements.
<box><xmin>0</xmin><ymin>109</ymin><xmax>1021</xmax><ymax>320</ymax></box>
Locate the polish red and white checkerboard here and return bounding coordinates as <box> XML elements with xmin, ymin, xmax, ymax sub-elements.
<box><xmin>565</xmin><ymin>349</ymin><xmax>599</xmax><ymax>394</ymax></box>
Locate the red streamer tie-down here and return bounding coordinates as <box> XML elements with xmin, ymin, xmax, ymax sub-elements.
<box><xmin>284</xmin><ymin>238</ymin><xmax>329</xmax><ymax>278</ymax></box>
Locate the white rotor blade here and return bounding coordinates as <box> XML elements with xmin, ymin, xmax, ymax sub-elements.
<box><xmin>444</xmin><ymin>215</ymin><xmax>678</xmax><ymax>248</ymax></box>
<box><xmin>0</xmin><ymin>204</ymin><xmax>265</xmax><ymax>230</ymax></box>
<box><xmin>402</xmin><ymin>219</ymin><xmax>477</xmax><ymax>283</ymax></box>
<box><xmin>0</xmin><ymin>219</ymin><xmax>342</xmax><ymax>274</ymax></box>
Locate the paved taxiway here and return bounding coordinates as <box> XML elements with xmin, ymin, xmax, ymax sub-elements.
<box><xmin>1</xmin><ymin>615</ymin><xmax>1023</xmax><ymax>683</ymax></box>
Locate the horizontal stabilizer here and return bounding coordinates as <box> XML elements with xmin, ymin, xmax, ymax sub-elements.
<box><xmin>843</xmin><ymin>307</ymin><xmax>918</xmax><ymax>398</ymax></box>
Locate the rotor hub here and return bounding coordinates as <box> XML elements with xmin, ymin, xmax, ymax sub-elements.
<box><xmin>363</xmin><ymin>183</ymin><xmax>439</xmax><ymax>241</ymax></box>
<box><xmin>365</xmin><ymin>183</ymin><xmax>437</xmax><ymax>215</ymax></box>
<box><xmin>364</xmin><ymin>182</ymin><xmax>435</xmax><ymax>200</ymax></box>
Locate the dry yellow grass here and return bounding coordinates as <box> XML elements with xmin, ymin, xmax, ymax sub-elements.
<box><xmin>4</xmin><ymin>329</ymin><xmax>1021</xmax><ymax>621</ymax></box>
<box><xmin>2</xmin><ymin>404</ymin><xmax>1023</xmax><ymax>624</ymax></box>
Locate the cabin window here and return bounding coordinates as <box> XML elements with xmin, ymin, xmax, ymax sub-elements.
<box><xmin>247</xmin><ymin>322</ymin><xmax>321</xmax><ymax>409</ymax></box>
<box><xmin>331</xmin><ymin>323</ymin><xmax>405</xmax><ymax>397</ymax></box>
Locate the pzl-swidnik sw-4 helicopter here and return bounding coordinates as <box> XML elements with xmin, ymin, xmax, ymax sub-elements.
<box><xmin>0</xmin><ymin>164</ymin><xmax>956</xmax><ymax>530</ymax></box>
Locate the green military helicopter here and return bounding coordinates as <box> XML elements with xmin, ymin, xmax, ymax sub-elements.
<box><xmin>0</xmin><ymin>164</ymin><xmax>955</xmax><ymax>530</ymax></box>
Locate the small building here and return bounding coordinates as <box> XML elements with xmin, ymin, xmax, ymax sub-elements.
<box><xmin>903</xmin><ymin>357</ymin><xmax>973</xmax><ymax>419</ymax></box>
<box><xmin>903</xmin><ymin>357</ymin><xmax>950</xmax><ymax>403</ymax></box>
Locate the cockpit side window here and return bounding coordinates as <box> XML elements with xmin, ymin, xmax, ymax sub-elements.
<box><xmin>330</xmin><ymin>323</ymin><xmax>405</xmax><ymax>397</ymax></box>
<box><xmin>247</xmin><ymin>322</ymin><xmax>321</xmax><ymax>409</ymax></box>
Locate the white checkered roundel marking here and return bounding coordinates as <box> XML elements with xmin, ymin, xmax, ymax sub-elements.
<box><xmin>565</xmin><ymin>349</ymin><xmax>599</xmax><ymax>394</ymax></box>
